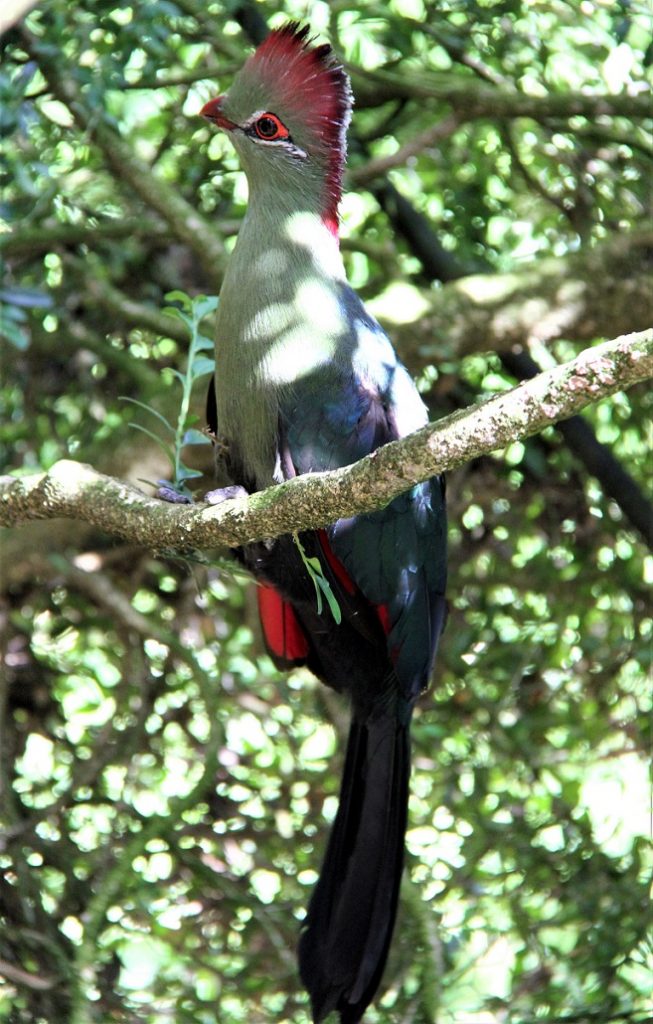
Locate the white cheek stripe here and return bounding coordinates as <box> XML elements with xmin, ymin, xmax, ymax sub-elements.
<box><xmin>255</xmin><ymin>138</ymin><xmax>307</xmax><ymax>159</ymax></box>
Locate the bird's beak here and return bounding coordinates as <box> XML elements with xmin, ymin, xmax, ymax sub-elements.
<box><xmin>200</xmin><ymin>96</ymin><xmax>237</xmax><ymax>131</ymax></box>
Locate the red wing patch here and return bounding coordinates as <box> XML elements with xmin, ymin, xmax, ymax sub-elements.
<box><xmin>318</xmin><ymin>530</ymin><xmax>392</xmax><ymax>638</ymax></box>
<box><xmin>257</xmin><ymin>583</ymin><xmax>310</xmax><ymax>664</ymax></box>
<box><xmin>318</xmin><ymin>530</ymin><xmax>356</xmax><ymax>594</ymax></box>
<box><xmin>375</xmin><ymin>602</ymin><xmax>391</xmax><ymax>636</ymax></box>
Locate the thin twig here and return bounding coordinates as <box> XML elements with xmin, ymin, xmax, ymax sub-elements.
<box><xmin>349</xmin><ymin>113</ymin><xmax>461</xmax><ymax>185</ymax></box>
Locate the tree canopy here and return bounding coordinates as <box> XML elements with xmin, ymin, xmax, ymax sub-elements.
<box><xmin>1</xmin><ymin>2</ymin><xmax>651</xmax><ymax>1023</ymax></box>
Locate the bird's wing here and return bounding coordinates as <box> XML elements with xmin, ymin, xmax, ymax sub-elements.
<box><xmin>280</xmin><ymin>311</ymin><xmax>447</xmax><ymax>700</ymax></box>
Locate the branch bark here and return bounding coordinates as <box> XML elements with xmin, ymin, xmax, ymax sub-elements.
<box><xmin>393</xmin><ymin>230</ymin><xmax>653</xmax><ymax>365</ymax></box>
<box><xmin>0</xmin><ymin>217</ymin><xmax>170</xmax><ymax>259</ymax></box>
<box><xmin>2</xmin><ymin>330</ymin><xmax>651</xmax><ymax>547</ymax></box>
<box><xmin>374</xmin><ymin>183</ymin><xmax>653</xmax><ymax>544</ymax></box>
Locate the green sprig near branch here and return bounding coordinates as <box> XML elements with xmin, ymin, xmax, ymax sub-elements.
<box><xmin>121</xmin><ymin>291</ymin><xmax>217</xmax><ymax>500</ymax></box>
<box><xmin>293</xmin><ymin>533</ymin><xmax>342</xmax><ymax>624</ymax></box>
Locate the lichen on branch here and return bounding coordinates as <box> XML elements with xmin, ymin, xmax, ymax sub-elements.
<box><xmin>2</xmin><ymin>329</ymin><xmax>651</xmax><ymax>550</ymax></box>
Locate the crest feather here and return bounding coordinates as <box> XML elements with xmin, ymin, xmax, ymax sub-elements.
<box><xmin>244</xmin><ymin>23</ymin><xmax>352</xmax><ymax>231</ymax></box>
<box><xmin>246</xmin><ymin>22</ymin><xmax>352</xmax><ymax>147</ymax></box>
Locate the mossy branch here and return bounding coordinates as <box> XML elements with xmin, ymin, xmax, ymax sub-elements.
<box><xmin>2</xmin><ymin>330</ymin><xmax>651</xmax><ymax>549</ymax></box>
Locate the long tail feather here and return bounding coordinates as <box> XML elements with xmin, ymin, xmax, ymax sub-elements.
<box><xmin>298</xmin><ymin>710</ymin><xmax>411</xmax><ymax>1023</ymax></box>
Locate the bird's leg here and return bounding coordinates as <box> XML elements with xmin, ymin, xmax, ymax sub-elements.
<box><xmin>205</xmin><ymin>433</ymin><xmax>249</xmax><ymax>504</ymax></box>
<box><xmin>156</xmin><ymin>482</ymin><xmax>248</xmax><ymax>505</ymax></box>
<box><xmin>156</xmin><ymin>432</ymin><xmax>248</xmax><ymax>506</ymax></box>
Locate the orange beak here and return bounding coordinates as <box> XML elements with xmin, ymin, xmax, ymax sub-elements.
<box><xmin>200</xmin><ymin>96</ymin><xmax>238</xmax><ymax>130</ymax></box>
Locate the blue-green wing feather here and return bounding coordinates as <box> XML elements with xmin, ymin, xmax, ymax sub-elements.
<box><xmin>281</xmin><ymin>285</ymin><xmax>447</xmax><ymax>700</ymax></box>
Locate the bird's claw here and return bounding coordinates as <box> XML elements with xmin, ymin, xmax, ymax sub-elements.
<box><xmin>205</xmin><ymin>484</ymin><xmax>249</xmax><ymax>505</ymax></box>
<box><xmin>156</xmin><ymin>482</ymin><xmax>192</xmax><ymax>505</ymax></box>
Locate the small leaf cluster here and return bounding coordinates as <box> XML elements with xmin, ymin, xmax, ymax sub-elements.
<box><xmin>122</xmin><ymin>292</ymin><xmax>217</xmax><ymax>500</ymax></box>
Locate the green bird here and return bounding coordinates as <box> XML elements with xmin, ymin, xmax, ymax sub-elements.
<box><xmin>200</xmin><ymin>24</ymin><xmax>447</xmax><ymax>1023</ymax></box>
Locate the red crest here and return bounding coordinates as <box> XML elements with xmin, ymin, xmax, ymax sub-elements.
<box><xmin>245</xmin><ymin>23</ymin><xmax>352</xmax><ymax>233</ymax></box>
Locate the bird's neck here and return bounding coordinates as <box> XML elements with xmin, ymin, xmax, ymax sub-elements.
<box><xmin>226</xmin><ymin>191</ymin><xmax>346</xmax><ymax>297</ymax></box>
<box><xmin>232</xmin><ymin>143</ymin><xmax>343</xmax><ymax>242</ymax></box>
<box><xmin>214</xmin><ymin>195</ymin><xmax>348</xmax><ymax>486</ymax></box>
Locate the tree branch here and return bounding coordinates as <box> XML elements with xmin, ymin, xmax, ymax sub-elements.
<box><xmin>0</xmin><ymin>217</ymin><xmax>170</xmax><ymax>259</ymax></box>
<box><xmin>393</xmin><ymin>230</ymin><xmax>653</xmax><ymax>365</ymax></box>
<box><xmin>352</xmin><ymin>66</ymin><xmax>652</xmax><ymax>121</ymax></box>
<box><xmin>374</xmin><ymin>184</ymin><xmax>653</xmax><ymax>544</ymax></box>
<box><xmin>82</xmin><ymin>275</ymin><xmax>191</xmax><ymax>344</ymax></box>
<box><xmin>348</xmin><ymin>114</ymin><xmax>462</xmax><ymax>186</ymax></box>
<box><xmin>2</xmin><ymin>330</ymin><xmax>651</xmax><ymax>547</ymax></box>
<box><xmin>18</xmin><ymin>26</ymin><xmax>226</xmax><ymax>287</ymax></box>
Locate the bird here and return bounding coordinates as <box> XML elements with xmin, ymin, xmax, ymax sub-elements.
<box><xmin>199</xmin><ymin>23</ymin><xmax>447</xmax><ymax>1024</ymax></box>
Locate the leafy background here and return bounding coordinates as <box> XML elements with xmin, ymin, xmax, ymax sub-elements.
<box><xmin>1</xmin><ymin>1</ymin><xmax>651</xmax><ymax>1022</ymax></box>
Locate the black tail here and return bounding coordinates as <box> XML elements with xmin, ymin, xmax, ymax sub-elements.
<box><xmin>298</xmin><ymin>710</ymin><xmax>411</xmax><ymax>1023</ymax></box>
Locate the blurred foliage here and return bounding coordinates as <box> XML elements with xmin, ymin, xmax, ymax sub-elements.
<box><xmin>1</xmin><ymin>1</ymin><xmax>651</xmax><ymax>1023</ymax></box>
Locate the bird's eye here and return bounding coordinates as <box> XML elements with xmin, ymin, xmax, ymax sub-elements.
<box><xmin>254</xmin><ymin>113</ymin><xmax>290</xmax><ymax>141</ymax></box>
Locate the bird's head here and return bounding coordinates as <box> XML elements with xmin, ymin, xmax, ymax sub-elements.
<box><xmin>200</xmin><ymin>23</ymin><xmax>352</xmax><ymax>236</ymax></box>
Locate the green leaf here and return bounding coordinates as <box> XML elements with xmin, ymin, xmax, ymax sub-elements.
<box><xmin>194</xmin><ymin>334</ymin><xmax>215</xmax><ymax>352</ymax></box>
<box><xmin>316</xmin><ymin>575</ymin><xmax>342</xmax><ymax>625</ymax></box>
<box><xmin>310</xmin><ymin>576</ymin><xmax>324</xmax><ymax>616</ymax></box>
<box><xmin>119</xmin><ymin>397</ymin><xmax>175</xmax><ymax>434</ymax></box>
<box><xmin>163</xmin><ymin>307</ymin><xmax>193</xmax><ymax>330</ymax></box>
<box><xmin>127</xmin><ymin>422</ymin><xmax>175</xmax><ymax>468</ymax></box>
<box><xmin>0</xmin><ymin>314</ymin><xmax>29</xmax><ymax>350</ymax></box>
<box><xmin>170</xmin><ymin>369</ymin><xmax>186</xmax><ymax>387</ymax></box>
<box><xmin>182</xmin><ymin>428</ymin><xmax>211</xmax><ymax>446</ymax></box>
<box><xmin>292</xmin><ymin>534</ymin><xmax>342</xmax><ymax>624</ymax></box>
<box><xmin>164</xmin><ymin>289</ymin><xmax>192</xmax><ymax>310</ymax></box>
<box><xmin>191</xmin><ymin>356</ymin><xmax>215</xmax><ymax>378</ymax></box>
<box><xmin>0</xmin><ymin>286</ymin><xmax>53</xmax><ymax>308</ymax></box>
<box><xmin>176</xmin><ymin>464</ymin><xmax>203</xmax><ymax>481</ymax></box>
<box><xmin>192</xmin><ymin>295</ymin><xmax>219</xmax><ymax>320</ymax></box>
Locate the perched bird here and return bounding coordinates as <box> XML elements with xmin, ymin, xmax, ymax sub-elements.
<box><xmin>200</xmin><ymin>23</ymin><xmax>447</xmax><ymax>1023</ymax></box>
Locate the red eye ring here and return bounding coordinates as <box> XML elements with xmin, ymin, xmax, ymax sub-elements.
<box><xmin>254</xmin><ymin>113</ymin><xmax>290</xmax><ymax>141</ymax></box>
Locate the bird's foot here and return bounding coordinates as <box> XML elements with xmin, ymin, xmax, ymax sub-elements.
<box><xmin>156</xmin><ymin>481</ymin><xmax>192</xmax><ymax>505</ymax></box>
<box><xmin>205</xmin><ymin>484</ymin><xmax>249</xmax><ymax>505</ymax></box>
<box><xmin>212</xmin><ymin>434</ymin><xmax>231</xmax><ymax>458</ymax></box>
